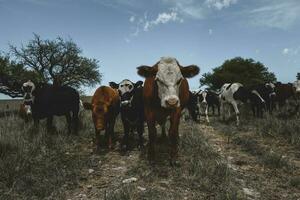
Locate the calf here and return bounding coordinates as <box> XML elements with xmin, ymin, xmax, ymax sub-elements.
<box><xmin>83</xmin><ymin>86</ymin><xmax>120</xmax><ymax>151</ymax></box>
<box><xmin>195</xmin><ymin>90</ymin><xmax>220</xmax><ymax>122</ymax></box>
<box><xmin>109</xmin><ymin>79</ymin><xmax>145</xmax><ymax>150</ymax></box>
<box><xmin>21</xmin><ymin>80</ymin><xmax>80</xmax><ymax>134</ymax></box>
<box><xmin>219</xmin><ymin>83</ymin><xmax>264</xmax><ymax>125</ymax></box>
<box><xmin>137</xmin><ymin>57</ymin><xmax>199</xmax><ymax>165</ymax></box>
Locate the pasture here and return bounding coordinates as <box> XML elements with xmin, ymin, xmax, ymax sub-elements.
<box><xmin>0</xmin><ymin>99</ymin><xmax>300</xmax><ymax>200</ymax></box>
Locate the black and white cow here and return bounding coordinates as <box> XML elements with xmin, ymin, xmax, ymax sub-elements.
<box><xmin>109</xmin><ymin>79</ymin><xmax>145</xmax><ymax>150</ymax></box>
<box><xmin>195</xmin><ymin>90</ymin><xmax>220</xmax><ymax>122</ymax></box>
<box><xmin>21</xmin><ymin>80</ymin><xmax>80</xmax><ymax>134</ymax></box>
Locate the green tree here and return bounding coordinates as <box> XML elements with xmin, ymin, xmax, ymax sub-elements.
<box><xmin>200</xmin><ymin>57</ymin><xmax>277</xmax><ymax>90</ymax></box>
<box><xmin>10</xmin><ymin>34</ymin><xmax>102</xmax><ymax>88</ymax></box>
<box><xmin>0</xmin><ymin>55</ymin><xmax>39</xmax><ymax>97</ymax></box>
<box><xmin>297</xmin><ymin>73</ymin><xmax>300</xmax><ymax>80</ymax></box>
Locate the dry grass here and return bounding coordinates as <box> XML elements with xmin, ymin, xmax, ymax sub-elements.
<box><xmin>0</xmin><ymin>114</ymin><xmax>90</xmax><ymax>200</ymax></box>
<box><xmin>255</xmin><ymin>114</ymin><xmax>300</xmax><ymax>146</ymax></box>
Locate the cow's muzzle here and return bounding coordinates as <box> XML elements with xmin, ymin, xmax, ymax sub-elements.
<box><xmin>165</xmin><ymin>97</ymin><xmax>179</xmax><ymax>108</ymax></box>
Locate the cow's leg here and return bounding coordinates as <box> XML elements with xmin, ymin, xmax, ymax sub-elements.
<box><xmin>231</xmin><ymin>101</ymin><xmax>240</xmax><ymax>126</ymax></box>
<box><xmin>145</xmin><ymin>108</ymin><xmax>157</xmax><ymax>162</ymax></box>
<box><xmin>72</xmin><ymin>111</ymin><xmax>79</xmax><ymax>134</ymax></box>
<box><xmin>251</xmin><ymin>104</ymin><xmax>255</xmax><ymax>117</ymax></box>
<box><xmin>220</xmin><ymin>101</ymin><xmax>225</xmax><ymax>121</ymax></box>
<box><xmin>169</xmin><ymin>109</ymin><xmax>181</xmax><ymax>166</ymax></box>
<box><xmin>46</xmin><ymin>116</ymin><xmax>54</xmax><ymax>132</ymax></box>
<box><xmin>33</xmin><ymin>118</ymin><xmax>39</xmax><ymax>133</ymax></box>
<box><xmin>160</xmin><ymin>122</ymin><xmax>167</xmax><ymax>138</ymax></box>
<box><xmin>106</xmin><ymin>119</ymin><xmax>116</xmax><ymax>150</ymax></box>
<box><xmin>205</xmin><ymin>104</ymin><xmax>209</xmax><ymax>123</ymax></box>
<box><xmin>122</xmin><ymin>120</ymin><xmax>130</xmax><ymax>150</ymax></box>
<box><xmin>212</xmin><ymin>105</ymin><xmax>215</xmax><ymax>115</ymax></box>
<box><xmin>137</xmin><ymin>121</ymin><xmax>144</xmax><ymax>149</ymax></box>
<box><xmin>65</xmin><ymin>112</ymin><xmax>72</xmax><ymax>134</ymax></box>
<box><xmin>95</xmin><ymin>129</ymin><xmax>101</xmax><ymax>152</ymax></box>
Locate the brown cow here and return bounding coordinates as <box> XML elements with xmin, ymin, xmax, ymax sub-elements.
<box><xmin>19</xmin><ymin>103</ymin><xmax>32</xmax><ymax>122</ymax></box>
<box><xmin>274</xmin><ymin>82</ymin><xmax>298</xmax><ymax>108</ymax></box>
<box><xmin>83</xmin><ymin>86</ymin><xmax>120</xmax><ymax>151</ymax></box>
<box><xmin>137</xmin><ymin>57</ymin><xmax>199</xmax><ymax>165</ymax></box>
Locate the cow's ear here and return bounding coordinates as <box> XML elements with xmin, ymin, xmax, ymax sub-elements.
<box><xmin>83</xmin><ymin>102</ymin><xmax>93</xmax><ymax>110</ymax></box>
<box><xmin>181</xmin><ymin>65</ymin><xmax>200</xmax><ymax>78</ymax></box>
<box><xmin>135</xmin><ymin>81</ymin><xmax>143</xmax><ymax>88</ymax></box>
<box><xmin>109</xmin><ymin>82</ymin><xmax>119</xmax><ymax>89</ymax></box>
<box><xmin>137</xmin><ymin>66</ymin><xmax>157</xmax><ymax>78</ymax></box>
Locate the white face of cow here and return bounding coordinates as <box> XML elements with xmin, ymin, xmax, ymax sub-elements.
<box><xmin>22</xmin><ymin>80</ymin><xmax>35</xmax><ymax>100</ymax></box>
<box><xmin>155</xmin><ymin>57</ymin><xmax>183</xmax><ymax>108</ymax></box>
<box><xmin>118</xmin><ymin>79</ymin><xmax>134</xmax><ymax>96</ymax></box>
<box><xmin>294</xmin><ymin>80</ymin><xmax>300</xmax><ymax>93</ymax></box>
<box><xmin>200</xmin><ymin>91</ymin><xmax>207</xmax><ymax>104</ymax></box>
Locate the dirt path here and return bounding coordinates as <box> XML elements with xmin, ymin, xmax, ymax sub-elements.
<box><xmin>64</xmin><ymin>118</ymin><xmax>300</xmax><ymax>200</ymax></box>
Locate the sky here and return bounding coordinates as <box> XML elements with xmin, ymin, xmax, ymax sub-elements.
<box><xmin>1</xmin><ymin>0</ymin><xmax>300</xmax><ymax>99</ymax></box>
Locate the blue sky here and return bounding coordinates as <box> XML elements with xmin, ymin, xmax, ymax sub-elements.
<box><xmin>1</xmin><ymin>0</ymin><xmax>300</xmax><ymax>99</ymax></box>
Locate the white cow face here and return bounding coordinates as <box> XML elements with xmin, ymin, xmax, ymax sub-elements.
<box><xmin>118</xmin><ymin>79</ymin><xmax>134</xmax><ymax>96</ymax></box>
<box><xmin>109</xmin><ymin>79</ymin><xmax>143</xmax><ymax>107</ymax></box>
<box><xmin>22</xmin><ymin>80</ymin><xmax>35</xmax><ymax>100</ymax></box>
<box><xmin>155</xmin><ymin>57</ymin><xmax>183</xmax><ymax>108</ymax></box>
<box><xmin>294</xmin><ymin>80</ymin><xmax>300</xmax><ymax>93</ymax></box>
<box><xmin>137</xmin><ymin>57</ymin><xmax>200</xmax><ymax>108</ymax></box>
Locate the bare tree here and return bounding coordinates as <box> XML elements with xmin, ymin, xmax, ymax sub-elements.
<box><xmin>10</xmin><ymin>34</ymin><xmax>102</xmax><ymax>88</ymax></box>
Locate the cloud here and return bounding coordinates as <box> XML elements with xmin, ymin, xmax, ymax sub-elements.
<box><xmin>205</xmin><ymin>0</ymin><xmax>237</xmax><ymax>10</ymax></box>
<box><xmin>143</xmin><ymin>11</ymin><xmax>183</xmax><ymax>31</ymax></box>
<box><xmin>208</xmin><ymin>28</ymin><xmax>213</xmax><ymax>35</ymax></box>
<box><xmin>248</xmin><ymin>1</ymin><xmax>300</xmax><ymax>29</ymax></box>
<box><xmin>282</xmin><ymin>48</ymin><xmax>290</xmax><ymax>55</ymax></box>
<box><xmin>129</xmin><ymin>16</ymin><xmax>135</xmax><ymax>22</ymax></box>
<box><xmin>282</xmin><ymin>47</ymin><xmax>299</xmax><ymax>56</ymax></box>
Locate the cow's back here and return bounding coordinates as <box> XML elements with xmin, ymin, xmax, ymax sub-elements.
<box><xmin>33</xmin><ymin>85</ymin><xmax>80</xmax><ymax>118</ymax></box>
<box><xmin>92</xmin><ymin>86</ymin><xmax>119</xmax><ymax>107</ymax></box>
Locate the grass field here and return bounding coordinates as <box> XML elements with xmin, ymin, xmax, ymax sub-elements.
<box><xmin>0</xmin><ymin>99</ymin><xmax>299</xmax><ymax>200</ymax></box>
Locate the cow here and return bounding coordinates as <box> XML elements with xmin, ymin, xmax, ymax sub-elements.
<box><xmin>137</xmin><ymin>57</ymin><xmax>200</xmax><ymax>165</ymax></box>
<box><xmin>19</xmin><ymin>103</ymin><xmax>32</xmax><ymax>122</ymax></box>
<box><xmin>247</xmin><ymin>82</ymin><xmax>276</xmax><ymax>116</ymax></box>
<box><xmin>274</xmin><ymin>82</ymin><xmax>298</xmax><ymax>109</ymax></box>
<box><xmin>19</xmin><ymin>80</ymin><xmax>35</xmax><ymax>122</ymax></box>
<box><xmin>195</xmin><ymin>90</ymin><xmax>221</xmax><ymax>123</ymax></box>
<box><xmin>185</xmin><ymin>91</ymin><xmax>200</xmax><ymax>122</ymax></box>
<box><xmin>83</xmin><ymin>86</ymin><xmax>120</xmax><ymax>151</ymax></box>
<box><xmin>109</xmin><ymin>79</ymin><xmax>145</xmax><ymax>150</ymax></box>
<box><xmin>21</xmin><ymin>80</ymin><xmax>80</xmax><ymax>134</ymax></box>
<box><xmin>219</xmin><ymin>83</ymin><xmax>266</xmax><ymax>125</ymax></box>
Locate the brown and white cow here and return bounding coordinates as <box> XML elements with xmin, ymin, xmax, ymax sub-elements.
<box><xmin>137</xmin><ymin>57</ymin><xmax>199</xmax><ymax>165</ymax></box>
<box><xmin>83</xmin><ymin>86</ymin><xmax>120</xmax><ymax>151</ymax></box>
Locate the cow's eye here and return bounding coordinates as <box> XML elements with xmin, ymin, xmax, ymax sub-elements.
<box><xmin>129</xmin><ymin>85</ymin><xmax>133</xmax><ymax>90</ymax></box>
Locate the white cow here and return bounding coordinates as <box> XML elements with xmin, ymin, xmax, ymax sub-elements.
<box><xmin>219</xmin><ymin>83</ymin><xmax>249</xmax><ymax>126</ymax></box>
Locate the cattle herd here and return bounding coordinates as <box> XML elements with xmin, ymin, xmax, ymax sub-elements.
<box><xmin>17</xmin><ymin>57</ymin><xmax>300</xmax><ymax>165</ymax></box>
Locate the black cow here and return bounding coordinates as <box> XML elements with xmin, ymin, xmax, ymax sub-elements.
<box><xmin>109</xmin><ymin>79</ymin><xmax>145</xmax><ymax>150</ymax></box>
<box><xmin>248</xmin><ymin>82</ymin><xmax>276</xmax><ymax>116</ymax></box>
<box><xmin>185</xmin><ymin>91</ymin><xmax>200</xmax><ymax>122</ymax></box>
<box><xmin>22</xmin><ymin>80</ymin><xmax>80</xmax><ymax>134</ymax></box>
